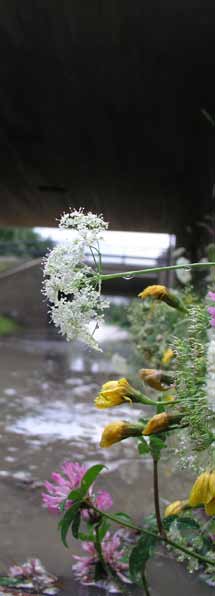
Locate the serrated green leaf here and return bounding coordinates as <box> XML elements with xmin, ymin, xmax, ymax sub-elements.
<box><xmin>129</xmin><ymin>534</ymin><xmax>157</xmax><ymax>587</ymax></box>
<box><xmin>72</xmin><ymin>510</ymin><xmax>81</xmax><ymax>538</ymax></box>
<box><xmin>80</xmin><ymin>464</ymin><xmax>105</xmax><ymax>495</ymax></box>
<box><xmin>59</xmin><ymin>502</ymin><xmax>81</xmax><ymax>547</ymax></box>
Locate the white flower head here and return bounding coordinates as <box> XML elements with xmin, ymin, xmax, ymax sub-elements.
<box><xmin>43</xmin><ymin>208</ymin><xmax>109</xmax><ymax>350</ymax></box>
<box><xmin>59</xmin><ymin>207</ymin><xmax>108</xmax><ymax>246</ymax></box>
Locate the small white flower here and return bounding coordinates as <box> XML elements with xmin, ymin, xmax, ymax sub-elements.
<box><xmin>43</xmin><ymin>208</ymin><xmax>109</xmax><ymax>350</ymax></box>
<box><xmin>59</xmin><ymin>208</ymin><xmax>108</xmax><ymax>246</ymax></box>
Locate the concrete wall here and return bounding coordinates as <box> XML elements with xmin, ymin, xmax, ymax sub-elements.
<box><xmin>0</xmin><ymin>263</ymin><xmax>49</xmax><ymax>327</ymax></box>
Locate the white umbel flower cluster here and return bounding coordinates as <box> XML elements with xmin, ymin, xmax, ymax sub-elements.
<box><xmin>59</xmin><ymin>208</ymin><xmax>108</xmax><ymax>244</ymax></box>
<box><xmin>206</xmin><ymin>328</ymin><xmax>215</xmax><ymax>412</ymax></box>
<box><xmin>43</xmin><ymin>208</ymin><xmax>109</xmax><ymax>350</ymax></box>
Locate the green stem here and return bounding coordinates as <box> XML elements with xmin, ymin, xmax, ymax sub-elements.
<box><xmin>137</xmin><ymin>393</ymin><xmax>181</xmax><ymax>407</ymax></box>
<box><xmin>99</xmin><ymin>261</ymin><xmax>215</xmax><ymax>281</ymax></box>
<box><xmin>95</xmin><ymin>525</ymin><xmax>107</xmax><ymax>572</ymax></box>
<box><xmin>91</xmin><ymin>507</ymin><xmax>215</xmax><ymax>568</ymax></box>
<box><xmin>153</xmin><ymin>458</ymin><xmax>166</xmax><ymax>538</ymax></box>
<box><xmin>141</xmin><ymin>573</ymin><xmax>151</xmax><ymax>596</ymax></box>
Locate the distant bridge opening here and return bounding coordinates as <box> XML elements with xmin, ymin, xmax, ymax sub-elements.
<box><xmin>35</xmin><ymin>228</ymin><xmax>176</xmax><ymax>271</ymax></box>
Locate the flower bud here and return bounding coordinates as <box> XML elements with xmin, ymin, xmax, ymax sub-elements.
<box><xmin>143</xmin><ymin>412</ymin><xmax>172</xmax><ymax>435</ymax></box>
<box><xmin>100</xmin><ymin>421</ymin><xmax>144</xmax><ymax>448</ymax></box>
<box><xmin>138</xmin><ymin>285</ymin><xmax>186</xmax><ymax>312</ymax></box>
<box><xmin>205</xmin><ymin>497</ymin><xmax>215</xmax><ymax>515</ymax></box>
<box><xmin>189</xmin><ymin>472</ymin><xmax>213</xmax><ymax>507</ymax></box>
<box><xmin>164</xmin><ymin>500</ymin><xmax>189</xmax><ymax>517</ymax></box>
<box><xmin>139</xmin><ymin>368</ymin><xmax>174</xmax><ymax>391</ymax></box>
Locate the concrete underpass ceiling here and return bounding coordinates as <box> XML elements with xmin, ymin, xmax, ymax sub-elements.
<box><xmin>0</xmin><ymin>1</ymin><xmax>214</xmax><ymax>232</ymax></box>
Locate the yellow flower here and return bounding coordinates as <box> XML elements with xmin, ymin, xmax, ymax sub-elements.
<box><xmin>139</xmin><ymin>368</ymin><xmax>174</xmax><ymax>391</ymax></box>
<box><xmin>189</xmin><ymin>472</ymin><xmax>212</xmax><ymax>507</ymax></box>
<box><xmin>100</xmin><ymin>421</ymin><xmax>143</xmax><ymax>448</ymax></box>
<box><xmin>143</xmin><ymin>412</ymin><xmax>171</xmax><ymax>435</ymax></box>
<box><xmin>205</xmin><ymin>499</ymin><xmax>215</xmax><ymax>515</ymax></box>
<box><xmin>138</xmin><ymin>285</ymin><xmax>169</xmax><ymax>301</ymax></box>
<box><xmin>162</xmin><ymin>348</ymin><xmax>174</xmax><ymax>365</ymax></box>
<box><xmin>164</xmin><ymin>500</ymin><xmax>188</xmax><ymax>517</ymax></box>
<box><xmin>95</xmin><ymin>378</ymin><xmax>134</xmax><ymax>409</ymax></box>
<box><xmin>138</xmin><ymin>285</ymin><xmax>186</xmax><ymax>312</ymax></box>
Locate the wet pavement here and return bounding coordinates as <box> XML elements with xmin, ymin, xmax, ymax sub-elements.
<box><xmin>0</xmin><ymin>327</ymin><xmax>212</xmax><ymax>595</ymax></box>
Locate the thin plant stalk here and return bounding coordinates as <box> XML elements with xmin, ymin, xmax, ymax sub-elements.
<box><xmin>95</xmin><ymin>525</ymin><xmax>108</xmax><ymax>572</ymax></box>
<box><xmin>98</xmin><ymin>261</ymin><xmax>215</xmax><ymax>281</ymax></box>
<box><xmin>90</xmin><ymin>506</ymin><xmax>215</xmax><ymax>568</ymax></box>
<box><xmin>153</xmin><ymin>458</ymin><xmax>166</xmax><ymax>539</ymax></box>
<box><xmin>141</xmin><ymin>573</ymin><xmax>151</xmax><ymax>596</ymax></box>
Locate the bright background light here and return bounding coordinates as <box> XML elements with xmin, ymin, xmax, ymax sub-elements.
<box><xmin>35</xmin><ymin>228</ymin><xmax>175</xmax><ymax>261</ymax></box>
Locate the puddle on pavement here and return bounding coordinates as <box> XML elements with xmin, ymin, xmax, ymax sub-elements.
<box><xmin>0</xmin><ymin>327</ymin><xmax>212</xmax><ymax>595</ymax></box>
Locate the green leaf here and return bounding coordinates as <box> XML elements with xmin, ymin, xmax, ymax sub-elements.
<box><xmin>80</xmin><ymin>464</ymin><xmax>105</xmax><ymax>496</ymax></box>
<box><xmin>156</xmin><ymin>403</ymin><xmax>165</xmax><ymax>414</ymax></box>
<box><xmin>114</xmin><ymin>512</ymin><xmax>134</xmax><ymax>524</ymax></box>
<box><xmin>0</xmin><ymin>578</ymin><xmax>20</xmax><ymax>586</ymax></box>
<box><xmin>138</xmin><ymin>437</ymin><xmax>150</xmax><ymax>456</ymax></box>
<box><xmin>59</xmin><ymin>499</ymin><xmax>67</xmax><ymax>512</ymax></box>
<box><xmin>176</xmin><ymin>516</ymin><xmax>200</xmax><ymax>530</ymax></box>
<box><xmin>59</xmin><ymin>502</ymin><xmax>81</xmax><ymax>547</ymax></box>
<box><xmin>67</xmin><ymin>488</ymin><xmax>84</xmax><ymax>501</ymax></box>
<box><xmin>78</xmin><ymin>530</ymin><xmax>95</xmax><ymax>541</ymax></box>
<box><xmin>163</xmin><ymin>515</ymin><xmax>200</xmax><ymax>531</ymax></box>
<box><xmin>72</xmin><ymin>510</ymin><xmax>81</xmax><ymax>538</ymax></box>
<box><xmin>149</xmin><ymin>435</ymin><xmax>166</xmax><ymax>460</ymax></box>
<box><xmin>142</xmin><ymin>513</ymin><xmax>157</xmax><ymax>532</ymax></box>
<box><xmin>129</xmin><ymin>534</ymin><xmax>157</xmax><ymax>587</ymax></box>
<box><xmin>163</xmin><ymin>514</ymin><xmax>178</xmax><ymax>530</ymax></box>
<box><xmin>98</xmin><ymin>518</ymin><xmax>110</xmax><ymax>541</ymax></box>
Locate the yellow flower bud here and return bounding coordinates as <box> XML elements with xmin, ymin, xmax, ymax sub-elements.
<box><xmin>138</xmin><ymin>285</ymin><xmax>186</xmax><ymax>312</ymax></box>
<box><xmin>139</xmin><ymin>368</ymin><xmax>174</xmax><ymax>391</ymax></box>
<box><xmin>143</xmin><ymin>412</ymin><xmax>171</xmax><ymax>435</ymax></box>
<box><xmin>100</xmin><ymin>421</ymin><xmax>143</xmax><ymax>448</ymax></box>
<box><xmin>189</xmin><ymin>472</ymin><xmax>213</xmax><ymax>507</ymax></box>
<box><xmin>164</xmin><ymin>500</ymin><xmax>188</xmax><ymax>517</ymax></box>
<box><xmin>138</xmin><ymin>285</ymin><xmax>169</xmax><ymax>301</ymax></box>
<box><xmin>95</xmin><ymin>378</ymin><xmax>133</xmax><ymax>409</ymax></box>
<box><xmin>204</xmin><ymin>471</ymin><xmax>215</xmax><ymax>515</ymax></box>
<box><xmin>162</xmin><ymin>348</ymin><xmax>174</xmax><ymax>365</ymax></box>
<box><xmin>209</xmin><ymin>470</ymin><xmax>215</xmax><ymax>495</ymax></box>
<box><xmin>205</xmin><ymin>498</ymin><xmax>215</xmax><ymax>515</ymax></box>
